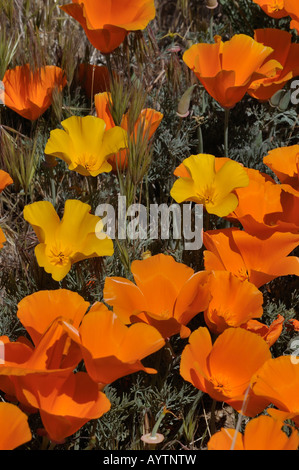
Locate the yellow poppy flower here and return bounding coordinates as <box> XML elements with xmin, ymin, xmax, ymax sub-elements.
<box><xmin>44</xmin><ymin>115</ymin><xmax>127</xmax><ymax>176</ymax></box>
<box><xmin>23</xmin><ymin>199</ymin><xmax>113</xmax><ymax>281</ymax></box>
<box><xmin>170</xmin><ymin>154</ymin><xmax>249</xmax><ymax>217</ymax></box>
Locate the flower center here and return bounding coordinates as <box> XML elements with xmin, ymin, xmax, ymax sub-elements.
<box><xmin>48</xmin><ymin>244</ymin><xmax>73</xmax><ymax>266</ymax></box>
<box><xmin>210</xmin><ymin>377</ymin><xmax>232</xmax><ymax>396</ymax></box>
<box><xmin>75</xmin><ymin>153</ymin><xmax>98</xmax><ymax>172</ymax></box>
<box><xmin>236</xmin><ymin>267</ymin><xmax>249</xmax><ymax>282</ymax></box>
<box><xmin>269</xmin><ymin>0</ymin><xmax>284</xmax><ymax>13</ymax></box>
<box><xmin>198</xmin><ymin>186</ymin><xmax>216</xmax><ymax>206</ymax></box>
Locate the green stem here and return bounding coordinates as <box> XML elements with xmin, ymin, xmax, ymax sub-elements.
<box><xmin>198</xmin><ymin>125</ymin><xmax>203</xmax><ymax>154</ymax></box>
<box><xmin>151</xmin><ymin>409</ymin><xmax>166</xmax><ymax>438</ymax></box>
<box><xmin>224</xmin><ymin>108</ymin><xmax>230</xmax><ymax>158</ymax></box>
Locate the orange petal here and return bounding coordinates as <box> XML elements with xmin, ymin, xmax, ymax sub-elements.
<box><xmin>0</xmin><ymin>403</ymin><xmax>32</xmax><ymax>450</ymax></box>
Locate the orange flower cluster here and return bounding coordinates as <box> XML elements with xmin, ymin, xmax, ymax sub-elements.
<box><xmin>0</xmin><ymin>290</ymin><xmax>165</xmax><ymax>443</ymax></box>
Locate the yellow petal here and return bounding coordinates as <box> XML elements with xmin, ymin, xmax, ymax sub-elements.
<box><xmin>23</xmin><ymin>201</ymin><xmax>60</xmax><ymax>244</ymax></box>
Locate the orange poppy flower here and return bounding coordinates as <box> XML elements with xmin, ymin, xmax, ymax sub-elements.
<box><xmin>103</xmin><ymin>253</ymin><xmax>211</xmax><ymax>339</ymax></box>
<box><xmin>180</xmin><ymin>327</ymin><xmax>271</xmax><ymax>416</ymax></box>
<box><xmin>16</xmin><ymin>289</ymin><xmax>90</xmax><ymax>346</ymax></box>
<box><xmin>3</xmin><ymin>64</ymin><xmax>67</xmax><ymax>121</ymax></box>
<box><xmin>61</xmin><ymin>302</ymin><xmax>165</xmax><ymax>386</ymax></box>
<box><xmin>248</xmin><ymin>29</ymin><xmax>299</xmax><ymax>101</ymax></box>
<box><xmin>0</xmin><ymin>170</ymin><xmax>13</xmax><ymax>192</ymax></box>
<box><xmin>204</xmin><ymin>271</ymin><xmax>264</xmax><ymax>335</ymax></box>
<box><xmin>263</xmin><ymin>145</ymin><xmax>299</xmax><ymax>190</ymax></box>
<box><xmin>241</xmin><ymin>314</ymin><xmax>284</xmax><ymax>347</ymax></box>
<box><xmin>203</xmin><ymin>227</ymin><xmax>299</xmax><ymax>288</ymax></box>
<box><xmin>251</xmin><ymin>356</ymin><xmax>299</xmax><ymax>427</ymax></box>
<box><xmin>61</xmin><ymin>0</ymin><xmax>156</xmax><ymax>54</ymax></box>
<box><xmin>78</xmin><ymin>64</ymin><xmax>111</xmax><ymax>98</ymax></box>
<box><xmin>252</xmin><ymin>0</ymin><xmax>292</xmax><ymax>18</ymax></box>
<box><xmin>207</xmin><ymin>415</ymin><xmax>299</xmax><ymax>450</ymax></box>
<box><xmin>0</xmin><ymin>319</ymin><xmax>110</xmax><ymax>442</ymax></box>
<box><xmin>183</xmin><ymin>34</ymin><xmax>281</xmax><ymax>108</ymax></box>
<box><xmin>227</xmin><ymin>167</ymin><xmax>299</xmax><ymax>235</ymax></box>
<box><xmin>0</xmin><ymin>403</ymin><xmax>32</xmax><ymax>450</ymax></box>
<box><xmin>95</xmin><ymin>91</ymin><xmax>163</xmax><ymax>170</ymax></box>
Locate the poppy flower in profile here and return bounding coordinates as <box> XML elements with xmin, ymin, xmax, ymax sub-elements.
<box><xmin>170</xmin><ymin>154</ymin><xmax>249</xmax><ymax>217</ymax></box>
<box><xmin>207</xmin><ymin>415</ymin><xmax>299</xmax><ymax>450</ymax></box>
<box><xmin>227</xmin><ymin>167</ymin><xmax>299</xmax><ymax>235</ymax></box>
<box><xmin>61</xmin><ymin>0</ymin><xmax>156</xmax><ymax>54</ymax></box>
<box><xmin>23</xmin><ymin>199</ymin><xmax>114</xmax><ymax>282</ymax></box>
<box><xmin>61</xmin><ymin>302</ymin><xmax>165</xmax><ymax>386</ymax></box>
<box><xmin>44</xmin><ymin>115</ymin><xmax>127</xmax><ymax>176</ymax></box>
<box><xmin>183</xmin><ymin>34</ymin><xmax>282</xmax><ymax>108</ymax></box>
<box><xmin>241</xmin><ymin>314</ymin><xmax>284</xmax><ymax>347</ymax></box>
<box><xmin>95</xmin><ymin>91</ymin><xmax>163</xmax><ymax>170</ymax></box>
<box><xmin>251</xmin><ymin>356</ymin><xmax>299</xmax><ymax>427</ymax></box>
<box><xmin>103</xmin><ymin>253</ymin><xmax>211</xmax><ymax>339</ymax></box>
<box><xmin>0</xmin><ymin>403</ymin><xmax>32</xmax><ymax>450</ymax></box>
<box><xmin>248</xmin><ymin>29</ymin><xmax>299</xmax><ymax>101</ymax></box>
<box><xmin>203</xmin><ymin>227</ymin><xmax>299</xmax><ymax>288</ymax></box>
<box><xmin>17</xmin><ymin>289</ymin><xmax>90</xmax><ymax>346</ymax></box>
<box><xmin>263</xmin><ymin>145</ymin><xmax>299</xmax><ymax>190</ymax></box>
<box><xmin>180</xmin><ymin>327</ymin><xmax>271</xmax><ymax>416</ymax></box>
<box><xmin>2</xmin><ymin>64</ymin><xmax>66</xmax><ymax>121</ymax></box>
<box><xmin>204</xmin><ymin>271</ymin><xmax>264</xmax><ymax>335</ymax></box>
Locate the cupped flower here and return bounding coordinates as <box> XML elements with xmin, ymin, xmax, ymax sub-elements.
<box><xmin>263</xmin><ymin>145</ymin><xmax>299</xmax><ymax>190</ymax></box>
<box><xmin>44</xmin><ymin>115</ymin><xmax>127</xmax><ymax>176</ymax></box>
<box><xmin>95</xmin><ymin>91</ymin><xmax>163</xmax><ymax>170</ymax></box>
<box><xmin>3</xmin><ymin>64</ymin><xmax>66</xmax><ymax>121</ymax></box>
<box><xmin>170</xmin><ymin>154</ymin><xmax>249</xmax><ymax>217</ymax></box>
<box><xmin>183</xmin><ymin>34</ymin><xmax>282</xmax><ymax>108</ymax></box>
<box><xmin>251</xmin><ymin>356</ymin><xmax>299</xmax><ymax>426</ymax></box>
<box><xmin>203</xmin><ymin>227</ymin><xmax>299</xmax><ymax>288</ymax></box>
<box><xmin>23</xmin><ymin>199</ymin><xmax>114</xmax><ymax>281</ymax></box>
<box><xmin>252</xmin><ymin>0</ymin><xmax>292</xmax><ymax>18</ymax></box>
<box><xmin>180</xmin><ymin>327</ymin><xmax>272</xmax><ymax>416</ymax></box>
<box><xmin>204</xmin><ymin>270</ymin><xmax>264</xmax><ymax>335</ymax></box>
<box><xmin>248</xmin><ymin>29</ymin><xmax>299</xmax><ymax>101</ymax></box>
<box><xmin>227</xmin><ymin>167</ymin><xmax>299</xmax><ymax>236</ymax></box>
<box><xmin>207</xmin><ymin>415</ymin><xmax>299</xmax><ymax>450</ymax></box>
<box><xmin>0</xmin><ymin>403</ymin><xmax>32</xmax><ymax>450</ymax></box>
<box><xmin>103</xmin><ymin>253</ymin><xmax>211</xmax><ymax>339</ymax></box>
<box><xmin>61</xmin><ymin>0</ymin><xmax>156</xmax><ymax>54</ymax></box>
<box><xmin>17</xmin><ymin>289</ymin><xmax>90</xmax><ymax>346</ymax></box>
<box><xmin>61</xmin><ymin>302</ymin><xmax>165</xmax><ymax>385</ymax></box>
